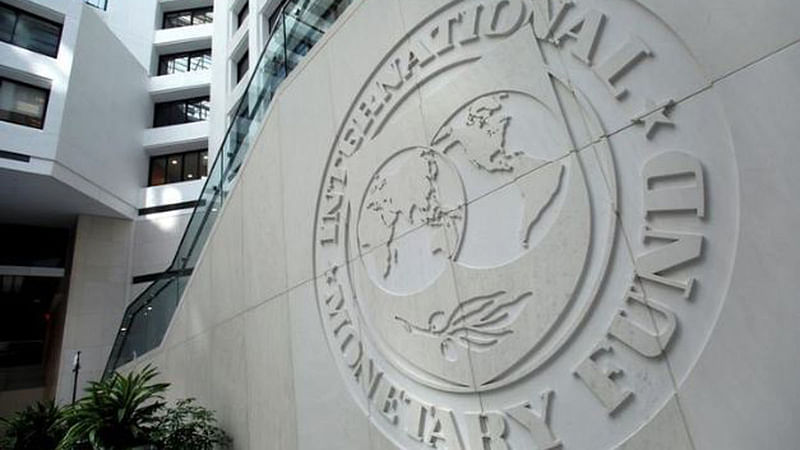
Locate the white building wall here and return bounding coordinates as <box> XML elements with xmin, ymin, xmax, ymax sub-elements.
<box><xmin>121</xmin><ymin>0</ymin><xmax>800</xmax><ymax>448</ymax></box>
<box><xmin>0</xmin><ymin>0</ymin><xmax>80</xmax><ymax>165</ymax></box>
<box><xmin>56</xmin><ymin>215</ymin><xmax>133</xmax><ymax>404</ymax></box>
<box><xmin>56</xmin><ymin>6</ymin><xmax>150</xmax><ymax>214</ymax></box>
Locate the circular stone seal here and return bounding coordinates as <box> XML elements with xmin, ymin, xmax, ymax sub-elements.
<box><xmin>312</xmin><ymin>0</ymin><xmax>739</xmax><ymax>448</ymax></box>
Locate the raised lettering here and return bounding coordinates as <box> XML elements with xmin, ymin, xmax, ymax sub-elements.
<box><xmin>593</xmin><ymin>36</ymin><xmax>652</xmax><ymax>99</ymax></box>
<box><xmin>373</xmin><ymin>378</ymin><xmax>402</xmax><ymax>425</ymax></box>
<box><xmin>465</xmin><ymin>412</ymin><xmax>509</xmax><ymax>450</ymax></box>
<box><xmin>635</xmin><ymin>227</ymin><xmax>703</xmax><ymax>298</ymax></box>
<box><xmin>455</xmin><ymin>4</ymin><xmax>483</xmax><ymax>44</ymax></box>
<box><xmin>507</xmin><ymin>390</ymin><xmax>561</xmax><ymax>449</ymax></box>
<box><xmin>643</xmin><ymin>151</ymin><xmax>705</xmax><ymax>218</ymax></box>
<box><xmin>424</xmin><ymin>407</ymin><xmax>463</xmax><ymax>450</ymax></box>
<box><xmin>555</xmin><ymin>9</ymin><xmax>605</xmax><ymax>65</ymax></box>
<box><xmin>402</xmin><ymin>393</ymin><xmax>427</xmax><ymax>442</ymax></box>
<box><xmin>530</xmin><ymin>0</ymin><xmax>573</xmax><ymax>42</ymax></box>
<box><xmin>485</xmin><ymin>0</ymin><xmax>528</xmax><ymax>38</ymax></box>
<box><xmin>353</xmin><ymin>357</ymin><xmax>382</xmax><ymax>401</ymax></box>
<box><xmin>404</xmin><ymin>39</ymin><xmax>437</xmax><ymax>80</ymax></box>
<box><xmin>574</xmin><ymin>342</ymin><xmax>631</xmax><ymax>414</ymax></box>
<box><xmin>608</xmin><ymin>285</ymin><xmax>676</xmax><ymax>358</ymax></box>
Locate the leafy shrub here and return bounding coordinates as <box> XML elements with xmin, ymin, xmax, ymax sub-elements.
<box><xmin>59</xmin><ymin>365</ymin><xmax>168</xmax><ymax>450</ymax></box>
<box><xmin>0</xmin><ymin>401</ymin><xmax>67</xmax><ymax>450</ymax></box>
<box><xmin>151</xmin><ymin>398</ymin><xmax>231</xmax><ymax>450</ymax></box>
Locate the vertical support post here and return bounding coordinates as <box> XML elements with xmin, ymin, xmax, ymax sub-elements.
<box><xmin>71</xmin><ymin>350</ymin><xmax>81</xmax><ymax>404</ymax></box>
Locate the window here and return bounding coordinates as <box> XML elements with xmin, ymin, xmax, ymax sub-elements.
<box><xmin>149</xmin><ymin>149</ymin><xmax>208</xmax><ymax>186</ymax></box>
<box><xmin>153</xmin><ymin>96</ymin><xmax>209</xmax><ymax>127</ymax></box>
<box><xmin>236</xmin><ymin>50</ymin><xmax>249</xmax><ymax>83</ymax></box>
<box><xmin>0</xmin><ymin>77</ymin><xmax>49</xmax><ymax>129</ymax></box>
<box><xmin>158</xmin><ymin>49</ymin><xmax>212</xmax><ymax>75</ymax></box>
<box><xmin>163</xmin><ymin>7</ymin><xmax>213</xmax><ymax>29</ymax></box>
<box><xmin>267</xmin><ymin>6</ymin><xmax>283</xmax><ymax>35</ymax></box>
<box><xmin>236</xmin><ymin>2</ymin><xmax>249</xmax><ymax>29</ymax></box>
<box><xmin>0</xmin><ymin>3</ymin><xmax>62</xmax><ymax>57</ymax></box>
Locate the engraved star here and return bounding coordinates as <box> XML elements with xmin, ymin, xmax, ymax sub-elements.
<box><xmin>632</xmin><ymin>99</ymin><xmax>675</xmax><ymax>140</ymax></box>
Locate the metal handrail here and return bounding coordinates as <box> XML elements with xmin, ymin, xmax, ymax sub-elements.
<box><xmin>103</xmin><ymin>0</ymin><xmax>352</xmax><ymax>378</ymax></box>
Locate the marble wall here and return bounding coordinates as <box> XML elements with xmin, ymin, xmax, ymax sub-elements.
<box><xmin>125</xmin><ymin>0</ymin><xmax>800</xmax><ymax>448</ymax></box>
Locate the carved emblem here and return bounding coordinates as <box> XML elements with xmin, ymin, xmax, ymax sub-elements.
<box><xmin>395</xmin><ymin>290</ymin><xmax>531</xmax><ymax>361</ymax></box>
<box><xmin>311</xmin><ymin>0</ymin><xmax>739</xmax><ymax>448</ymax></box>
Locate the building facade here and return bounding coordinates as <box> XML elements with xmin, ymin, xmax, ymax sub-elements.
<box><xmin>3</xmin><ymin>0</ymin><xmax>800</xmax><ymax>449</ymax></box>
<box><xmin>0</xmin><ymin>0</ymin><xmax>293</xmax><ymax>413</ymax></box>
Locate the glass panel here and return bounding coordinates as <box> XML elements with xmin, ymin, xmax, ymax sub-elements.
<box><xmin>153</xmin><ymin>101</ymin><xmax>185</xmax><ymax>127</ymax></box>
<box><xmin>192</xmin><ymin>8</ymin><xmax>213</xmax><ymax>25</ymax></box>
<box><xmin>149</xmin><ymin>157</ymin><xmax>166</xmax><ymax>186</ymax></box>
<box><xmin>237</xmin><ymin>3</ymin><xmax>249</xmax><ymax>29</ymax></box>
<box><xmin>0</xmin><ymin>79</ymin><xmax>48</xmax><ymax>129</ymax></box>
<box><xmin>0</xmin><ymin>6</ymin><xmax>15</xmax><ymax>43</ymax></box>
<box><xmin>106</xmin><ymin>0</ymin><xmax>354</xmax><ymax>378</ymax></box>
<box><xmin>237</xmin><ymin>51</ymin><xmax>249</xmax><ymax>82</ymax></box>
<box><xmin>183</xmin><ymin>152</ymin><xmax>199</xmax><ymax>180</ymax></box>
<box><xmin>172</xmin><ymin>55</ymin><xmax>189</xmax><ymax>73</ymax></box>
<box><xmin>200</xmin><ymin>151</ymin><xmax>208</xmax><ymax>176</ymax></box>
<box><xmin>166</xmin><ymin>154</ymin><xmax>182</xmax><ymax>183</ymax></box>
<box><xmin>14</xmin><ymin>13</ymin><xmax>61</xmax><ymax>57</ymax></box>
<box><xmin>164</xmin><ymin>11</ymin><xmax>192</xmax><ymax>29</ymax></box>
<box><xmin>189</xmin><ymin>51</ymin><xmax>212</xmax><ymax>71</ymax></box>
<box><xmin>185</xmin><ymin>98</ymin><xmax>209</xmax><ymax>122</ymax></box>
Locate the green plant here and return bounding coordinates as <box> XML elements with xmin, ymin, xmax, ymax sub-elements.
<box><xmin>151</xmin><ymin>398</ymin><xmax>231</xmax><ymax>450</ymax></box>
<box><xmin>0</xmin><ymin>400</ymin><xmax>67</xmax><ymax>450</ymax></box>
<box><xmin>59</xmin><ymin>365</ymin><xmax>169</xmax><ymax>450</ymax></box>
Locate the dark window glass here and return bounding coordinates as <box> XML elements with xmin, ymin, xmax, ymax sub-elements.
<box><xmin>153</xmin><ymin>96</ymin><xmax>209</xmax><ymax>127</ymax></box>
<box><xmin>185</xmin><ymin>98</ymin><xmax>209</xmax><ymax>122</ymax></box>
<box><xmin>149</xmin><ymin>157</ymin><xmax>166</xmax><ymax>186</ymax></box>
<box><xmin>149</xmin><ymin>150</ymin><xmax>208</xmax><ymax>186</ymax></box>
<box><xmin>163</xmin><ymin>11</ymin><xmax>191</xmax><ymax>28</ymax></box>
<box><xmin>200</xmin><ymin>152</ymin><xmax>208</xmax><ymax>176</ymax></box>
<box><xmin>267</xmin><ymin>6</ymin><xmax>283</xmax><ymax>34</ymax></box>
<box><xmin>237</xmin><ymin>2</ymin><xmax>249</xmax><ymax>29</ymax></box>
<box><xmin>189</xmin><ymin>51</ymin><xmax>212</xmax><ymax>71</ymax></box>
<box><xmin>0</xmin><ymin>4</ymin><xmax>62</xmax><ymax>58</ymax></box>
<box><xmin>0</xmin><ymin>6</ymin><xmax>14</xmax><ymax>42</ymax></box>
<box><xmin>158</xmin><ymin>49</ymin><xmax>211</xmax><ymax>75</ymax></box>
<box><xmin>193</xmin><ymin>9</ymin><xmax>213</xmax><ymax>25</ymax></box>
<box><xmin>236</xmin><ymin>50</ymin><xmax>249</xmax><ymax>83</ymax></box>
<box><xmin>166</xmin><ymin>155</ymin><xmax>182</xmax><ymax>183</ymax></box>
<box><xmin>163</xmin><ymin>7</ymin><xmax>213</xmax><ymax>29</ymax></box>
<box><xmin>0</xmin><ymin>77</ymin><xmax>49</xmax><ymax>129</ymax></box>
<box><xmin>183</xmin><ymin>152</ymin><xmax>199</xmax><ymax>180</ymax></box>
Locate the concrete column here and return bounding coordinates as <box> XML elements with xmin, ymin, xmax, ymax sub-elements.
<box><xmin>55</xmin><ymin>215</ymin><xmax>134</xmax><ymax>404</ymax></box>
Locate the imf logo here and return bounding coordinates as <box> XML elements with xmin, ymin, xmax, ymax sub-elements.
<box><xmin>313</xmin><ymin>0</ymin><xmax>739</xmax><ymax>448</ymax></box>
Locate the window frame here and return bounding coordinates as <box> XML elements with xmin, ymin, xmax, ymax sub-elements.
<box><xmin>0</xmin><ymin>3</ymin><xmax>63</xmax><ymax>58</ymax></box>
<box><xmin>148</xmin><ymin>149</ymin><xmax>209</xmax><ymax>186</ymax></box>
<box><xmin>152</xmin><ymin>96</ymin><xmax>210</xmax><ymax>128</ymax></box>
<box><xmin>162</xmin><ymin>6</ymin><xmax>213</xmax><ymax>29</ymax></box>
<box><xmin>236</xmin><ymin>50</ymin><xmax>249</xmax><ymax>84</ymax></box>
<box><xmin>157</xmin><ymin>48</ymin><xmax>212</xmax><ymax>76</ymax></box>
<box><xmin>0</xmin><ymin>76</ymin><xmax>50</xmax><ymax>129</ymax></box>
<box><xmin>236</xmin><ymin>2</ymin><xmax>249</xmax><ymax>30</ymax></box>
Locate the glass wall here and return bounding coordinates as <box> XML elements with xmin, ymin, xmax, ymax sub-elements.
<box><xmin>105</xmin><ymin>0</ymin><xmax>353</xmax><ymax>377</ymax></box>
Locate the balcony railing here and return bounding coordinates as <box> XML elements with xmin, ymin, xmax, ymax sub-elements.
<box><xmin>104</xmin><ymin>0</ymin><xmax>352</xmax><ymax>377</ymax></box>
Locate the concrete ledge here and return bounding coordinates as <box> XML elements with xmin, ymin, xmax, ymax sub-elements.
<box><xmin>143</xmin><ymin>121</ymin><xmax>209</xmax><ymax>153</ymax></box>
<box><xmin>153</xmin><ymin>23</ymin><xmax>213</xmax><ymax>54</ymax></box>
<box><xmin>149</xmin><ymin>70</ymin><xmax>211</xmax><ymax>102</ymax></box>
